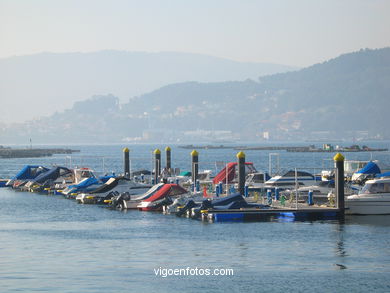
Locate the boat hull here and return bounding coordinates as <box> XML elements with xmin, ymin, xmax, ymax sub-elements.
<box><xmin>346</xmin><ymin>199</ymin><xmax>390</xmax><ymax>215</ymax></box>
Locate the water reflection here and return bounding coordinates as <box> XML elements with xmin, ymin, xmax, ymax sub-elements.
<box><xmin>334</xmin><ymin>223</ymin><xmax>347</xmax><ymax>257</ymax></box>
<box><xmin>345</xmin><ymin>215</ymin><xmax>390</xmax><ymax>227</ymax></box>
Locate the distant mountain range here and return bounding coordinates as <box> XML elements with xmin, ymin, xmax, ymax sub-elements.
<box><xmin>1</xmin><ymin>48</ymin><xmax>389</xmax><ymax>144</ymax></box>
<box><xmin>0</xmin><ymin>50</ymin><xmax>297</xmax><ymax>123</ymax></box>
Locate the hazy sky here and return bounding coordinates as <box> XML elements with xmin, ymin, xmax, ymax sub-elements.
<box><xmin>0</xmin><ymin>0</ymin><xmax>389</xmax><ymax>66</ymax></box>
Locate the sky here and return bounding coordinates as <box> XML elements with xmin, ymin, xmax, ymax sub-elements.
<box><xmin>0</xmin><ymin>0</ymin><xmax>389</xmax><ymax>67</ymax></box>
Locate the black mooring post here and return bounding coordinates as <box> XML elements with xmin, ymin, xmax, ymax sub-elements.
<box><xmin>123</xmin><ymin>147</ymin><xmax>130</xmax><ymax>178</ymax></box>
<box><xmin>237</xmin><ymin>151</ymin><xmax>246</xmax><ymax>196</ymax></box>
<box><xmin>334</xmin><ymin>153</ymin><xmax>345</xmax><ymax>217</ymax></box>
<box><xmin>154</xmin><ymin>148</ymin><xmax>161</xmax><ymax>184</ymax></box>
<box><xmin>165</xmin><ymin>146</ymin><xmax>171</xmax><ymax>173</ymax></box>
<box><xmin>191</xmin><ymin>150</ymin><xmax>199</xmax><ymax>184</ymax></box>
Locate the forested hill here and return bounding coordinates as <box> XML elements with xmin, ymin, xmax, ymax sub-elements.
<box><xmin>0</xmin><ymin>50</ymin><xmax>296</xmax><ymax>123</ymax></box>
<box><xmin>1</xmin><ymin>48</ymin><xmax>389</xmax><ymax>143</ymax></box>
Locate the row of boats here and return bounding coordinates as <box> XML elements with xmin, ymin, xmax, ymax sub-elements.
<box><xmin>2</xmin><ymin>159</ymin><xmax>390</xmax><ymax>216</ymax></box>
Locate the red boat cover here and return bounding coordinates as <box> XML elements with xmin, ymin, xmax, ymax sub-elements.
<box><xmin>212</xmin><ymin>162</ymin><xmax>254</xmax><ymax>184</ymax></box>
<box><xmin>143</xmin><ymin>184</ymin><xmax>187</xmax><ymax>202</ymax></box>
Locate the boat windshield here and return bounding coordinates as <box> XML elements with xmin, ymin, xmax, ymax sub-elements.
<box><xmin>360</xmin><ymin>182</ymin><xmax>390</xmax><ymax>194</ymax></box>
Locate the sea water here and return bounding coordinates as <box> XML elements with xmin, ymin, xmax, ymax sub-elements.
<box><xmin>1</xmin><ymin>143</ymin><xmax>390</xmax><ymax>292</ymax></box>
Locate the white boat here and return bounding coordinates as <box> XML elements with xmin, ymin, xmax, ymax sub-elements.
<box><xmin>244</xmin><ymin>172</ymin><xmax>270</xmax><ymax>189</ymax></box>
<box><xmin>116</xmin><ymin>183</ymin><xmax>165</xmax><ymax>209</ymax></box>
<box><xmin>110</xmin><ymin>183</ymin><xmax>204</xmax><ymax>210</ymax></box>
<box><xmin>346</xmin><ymin>178</ymin><xmax>390</xmax><ymax>215</ymax></box>
<box><xmin>76</xmin><ymin>177</ymin><xmax>151</xmax><ymax>204</ymax></box>
<box><xmin>264</xmin><ymin>170</ymin><xmax>318</xmax><ymax>190</ymax></box>
<box><xmin>295</xmin><ymin>181</ymin><xmax>360</xmax><ymax>204</ymax></box>
<box><xmin>53</xmin><ymin>167</ymin><xmax>97</xmax><ymax>190</ymax></box>
<box><xmin>167</xmin><ymin>170</ymin><xmax>213</xmax><ymax>185</ymax></box>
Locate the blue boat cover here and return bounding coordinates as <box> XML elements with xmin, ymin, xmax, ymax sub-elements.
<box><xmin>66</xmin><ymin>177</ymin><xmax>100</xmax><ymax>192</ymax></box>
<box><xmin>376</xmin><ymin>171</ymin><xmax>390</xmax><ymax>178</ymax></box>
<box><xmin>33</xmin><ymin>166</ymin><xmax>71</xmax><ymax>184</ymax></box>
<box><xmin>356</xmin><ymin>161</ymin><xmax>381</xmax><ymax>175</ymax></box>
<box><xmin>99</xmin><ymin>175</ymin><xmax>115</xmax><ymax>183</ymax></box>
<box><xmin>13</xmin><ymin>165</ymin><xmax>49</xmax><ymax>180</ymax></box>
<box><xmin>210</xmin><ymin>193</ymin><xmax>246</xmax><ymax>207</ymax></box>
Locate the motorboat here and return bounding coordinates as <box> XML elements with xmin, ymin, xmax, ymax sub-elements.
<box><xmin>109</xmin><ymin>182</ymin><xmax>205</xmax><ymax>210</ymax></box>
<box><xmin>22</xmin><ymin>166</ymin><xmax>73</xmax><ymax>192</ymax></box>
<box><xmin>244</xmin><ymin>172</ymin><xmax>271</xmax><ymax>189</ymax></box>
<box><xmin>131</xmin><ymin>169</ymin><xmax>152</xmax><ymax>183</ymax></box>
<box><xmin>6</xmin><ymin>165</ymin><xmax>49</xmax><ymax>188</ymax></box>
<box><xmin>175</xmin><ymin>193</ymin><xmax>270</xmax><ymax>218</ymax></box>
<box><xmin>61</xmin><ymin>176</ymin><xmax>102</xmax><ymax>196</ymax></box>
<box><xmin>109</xmin><ymin>182</ymin><xmax>164</xmax><ymax>209</ymax></box>
<box><xmin>296</xmin><ymin>181</ymin><xmax>360</xmax><ymax>204</ymax></box>
<box><xmin>346</xmin><ymin>178</ymin><xmax>390</xmax><ymax>215</ymax></box>
<box><xmin>137</xmin><ymin>183</ymin><xmax>189</xmax><ymax>211</ymax></box>
<box><xmin>351</xmin><ymin>161</ymin><xmax>390</xmax><ymax>184</ymax></box>
<box><xmin>21</xmin><ymin>166</ymin><xmax>98</xmax><ymax>192</ymax></box>
<box><xmin>75</xmin><ymin>177</ymin><xmax>152</xmax><ymax>204</ymax></box>
<box><xmin>60</xmin><ymin>168</ymin><xmax>115</xmax><ymax>196</ymax></box>
<box><xmin>264</xmin><ymin>170</ymin><xmax>318</xmax><ymax>191</ymax></box>
<box><xmin>167</xmin><ymin>171</ymin><xmax>191</xmax><ymax>184</ymax></box>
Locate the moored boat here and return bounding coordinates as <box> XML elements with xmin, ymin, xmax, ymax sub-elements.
<box><xmin>76</xmin><ymin>177</ymin><xmax>152</xmax><ymax>204</ymax></box>
<box><xmin>6</xmin><ymin>165</ymin><xmax>49</xmax><ymax>188</ymax></box>
<box><xmin>346</xmin><ymin>178</ymin><xmax>390</xmax><ymax>215</ymax></box>
<box><xmin>264</xmin><ymin>170</ymin><xmax>318</xmax><ymax>191</ymax></box>
<box><xmin>137</xmin><ymin>183</ymin><xmax>188</xmax><ymax>211</ymax></box>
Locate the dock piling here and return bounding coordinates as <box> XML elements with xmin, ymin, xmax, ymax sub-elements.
<box><xmin>334</xmin><ymin>153</ymin><xmax>345</xmax><ymax>216</ymax></box>
<box><xmin>154</xmin><ymin>149</ymin><xmax>161</xmax><ymax>184</ymax></box>
<box><xmin>237</xmin><ymin>151</ymin><xmax>246</xmax><ymax>196</ymax></box>
<box><xmin>123</xmin><ymin>147</ymin><xmax>130</xmax><ymax>178</ymax></box>
<box><xmin>165</xmin><ymin>146</ymin><xmax>171</xmax><ymax>174</ymax></box>
<box><xmin>191</xmin><ymin>150</ymin><xmax>199</xmax><ymax>184</ymax></box>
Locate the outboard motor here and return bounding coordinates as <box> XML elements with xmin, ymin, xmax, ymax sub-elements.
<box><xmin>110</xmin><ymin>192</ymin><xmax>131</xmax><ymax>209</ymax></box>
<box><xmin>191</xmin><ymin>199</ymin><xmax>213</xmax><ymax>218</ymax></box>
<box><xmin>97</xmin><ymin>191</ymin><xmax>119</xmax><ymax>204</ymax></box>
<box><xmin>176</xmin><ymin>199</ymin><xmax>198</xmax><ymax>217</ymax></box>
<box><xmin>150</xmin><ymin>196</ymin><xmax>174</xmax><ymax>210</ymax></box>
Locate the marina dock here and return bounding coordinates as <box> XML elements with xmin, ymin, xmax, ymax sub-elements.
<box><xmin>0</xmin><ymin>146</ymin><xmax>382</xmax><ymax>224</ymax></box>
<box><xmin>202</xmin><ymin>206</ymin><xmax>342</xmax><ymax>222</ymax></box>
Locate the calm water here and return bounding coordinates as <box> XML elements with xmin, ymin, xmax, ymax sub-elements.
<box><xmin>1</xmin><ymin>143</ymin><xmax>390</xmax><ymax>292</ymax></box>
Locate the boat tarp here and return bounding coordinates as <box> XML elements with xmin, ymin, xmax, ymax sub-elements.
<box><xmin>143</xmin><ymin>184</ymin><xmax>187</xmax><ymax>202</ymax></box>
<box><xmin>376</xmin><ymin>171</ymin><xmax>390</xmax><ymax>178</ymax></box>
<box><xmin>13</xmin><ymin>165</ymin><xmax>49</xmax><ymax>180</ymax></box>
<box><xmin>212</xmin><ymin>201</ymin><xmax>269</xmax><ymax>210</ymax></box>
<box><xmin>90</xmin><ymin>177</ymin><xmax>123</xmax><ymax>194</ymax></box>
<box><xmin>210</xmin><ymin>193</ymin><xmax>246</xmax><ymax>206</ymax></box>
<box><xmin>356</xmin><ymin>161</ymin><xmax>381</xmax><ymax>175</ymax></box>
<box><xmin>212</xmin><ymin>162</ymin><xmax>255</xmax><ymax>184</ymax></box>
<box><xmin>99</xmin><ymin>175</ymin><xmax>115</xmax><ymax>183</ymax></box>
<box><xmin>67</xmin><ymin>177</ymin><xmax>99</xmax><ymax>191</ymax></box>
<box><xmin>132</xmin><ymin>183</ymin><xmax>165</xmax><ymax>201</ymax></box>
<box><xmin>282</xmin><ymin>170</ymin><xmax>314</xmax><ymax>178</ymax></box>
<box><xmin>33</xmin><ymin>167</ymin><xmax>71</xmax><ymax>184</ymax></box>
<box><xmin>132</xmin><ymin>170</ymin><xmax>152</xmax><ymax>176</ymax></box>
<box><xmin>179</xmin><ymin>171</ymin><xmax>191</xmax><ymax>177</ymax></box>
